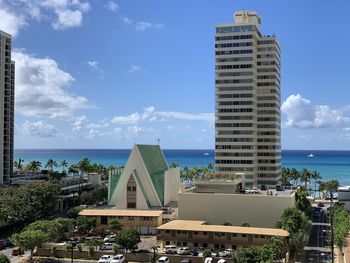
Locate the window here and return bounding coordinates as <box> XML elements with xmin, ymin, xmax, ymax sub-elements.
<box><xmin>166</xmin><ymin>230</ymin><xmax>170</xmax><ymax>233</ymax></box>
<box><xmin>242</xmin><ymin>234</ymin><xmax>246</xmax><ymax>238</ymax></box>
<box><xmin>132</xmin><ymin>186</ymin><xmax>137</xmax><ymax>191</ymax></box>
<box><xmin>100</xmin><ymin>216</ymin><xmax>108</xmax><ymax>225</ymax></box>
<box><xmin>127</xmin><ymin>202</ymin><xmax>136</xmax><ymax>208</ymax></box>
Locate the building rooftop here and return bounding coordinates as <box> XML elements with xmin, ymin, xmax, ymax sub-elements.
<box><xmin>157</xmin><ymin>220</ymin><xmax>289</xmax><ymax>237</ymax></box>
<box><xmin>79</xmin><ymin>208</ymin><xmax>163</xmax><ymax>217</ymax></box>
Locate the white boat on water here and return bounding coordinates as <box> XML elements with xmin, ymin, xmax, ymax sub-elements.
<box><xmin>308</xmin><ymin>154</ymin><xmax>315</xmax><ymax>158</ymax></box>
<box><xmin>203</xmin><ymin>152</ymin><xmax>209</xmax><ymax>156</ymax></box>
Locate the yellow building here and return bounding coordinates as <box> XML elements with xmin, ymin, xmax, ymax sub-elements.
<box><xmin>157</xmin><ymin>220</ymin><xmax>289</xmax><ymax>250</ymax></box>
<box><xmin>79</xmin><ymin>208</ymin><xmax>163</xmax><ymax>235</ymax></box>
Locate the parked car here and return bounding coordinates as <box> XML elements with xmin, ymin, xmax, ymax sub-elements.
<box><xmin>260</xmin><ymin>185</ymin><xmax>267</xmax><ymax>191</ymax></box>
<box><xmin>204</xmin><ymin>257</ymin><xmax>213</xmax><ymax>263</ymax></box>
<box><xmin>39</xmin><ymin>260</ymin><xmax>62</xmax><ymax>263</ymax></box>
<box><xmin>217</xmin><ymin>259</ymin><xmax>226</xmax><ymax>263</ymax></box>
<box><xmin>98</xmin><ymin>255</ymin><xmax>113</xmax><ymax>263</ymax></box>
<box><xmin>177</xmin><ymin>247</ymin><xmax>191</xmax><ymax>255</ymax></box>
<box><xmin>0</xmin><ymin>239</ymin><xmax>13</xmax><ymax>248</ymax></box>
<box><xmin>181</xmin><ymin>259</ymin><xmax>192</xmax><ymax>263</ymax></box>
<box><xmin>190</xmin><ymin>248</ymin><xmax>199</xmax><ymax>256</ymax></box>
<box><xmin>110</xmin><ymin>254</ymin><xmax>126</xmax><ymax>263</ymax></box>
<box><xmin>157</xmin><ymin>257</ymin><xmax>169</xmax><ymax>263</ymax></box>
<box><xmin>163</xmin><ymin>245</ymin><xmax>177</xmax><ymax>254</ymax></box>
<box><xmin>219</xmin><ymin>249</ymin><xmax>234</xmax><ymax>257</ymax></box>
<box><xmin>211</xmin><ymin>249</ymin><xmax>220</xmax><ymax>257</ymax></box>
<box><xmin>104</xmin><ymin>235</ymin><xmax>116</xmax><ymax>243</ymax></box>
<box><xmin>101</xmin><ymin>243</ymin><xmax>114</xmax><ymax>250</ymax></box>
<box><xmin>318</xmin><ymin>202</ymin><xmax>325</xmax><ymax>208</ymax></box>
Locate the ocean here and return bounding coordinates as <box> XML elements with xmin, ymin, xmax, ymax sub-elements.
<box><xmin>14</xmin><ymin>149</ymin><xmax>350</xmax><ymax>186</ymax></box>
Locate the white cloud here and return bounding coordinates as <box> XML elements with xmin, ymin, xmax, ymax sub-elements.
<box><xmin>0</xmin><ymin>8</ymin><xmax>26</xmax><ymax>37</ymax></box>
<box><xmin>106</xmin><ymin>1</ymin><xmax>118</xmax><ymax>12</ymax></box>
<box><xmin>128</xmin><ymin>64</ymin><xmax>141</xmax><ymax>73</ymax></box>
<box><xmin>111</xmin><ymin>106</ymin><xmax>214</xmax><ymax>125</ymax></box>
<box><xmin>122</xmin><ymin>16</ymin><xmax>132</xmax><ymax>25</ymax></box>
<box><xmin>13</xmin><ymin>50</ymin><xmax>89</xmax><ymax>119</ymax></box>
<box><xmin>53</xmin><ymin>9</ymin><xmax>83</xmax><ymax>29</ymax></box>
<box><xmin>21</xmin><ymin>121</ymin><xmax>58</xmax><ymax>137</ymax></box>
<box><xmin>135</xmin><ymin>21</ymin><xmax>164</xmax><ymax>31</ymax></box>
<box><xmin>281</xmin><ymin>94</ymin><xmax>350</xmax><ymax>128</ymax></box>
<box><xmin>0</xmin><ymin>0</ymin><xmax>90</xmax><ymax>35</ymax></box>
<box><xmin>87</xmin><ymin>60</ymin><xmax>100</xmax><ymax>70</ymax></box>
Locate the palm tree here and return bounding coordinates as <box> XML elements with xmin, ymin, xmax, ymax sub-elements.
<box><xmin>68</xmin><ymin>164</ymin><xmax>79</xmax><ymax>175</ymax></box>
<box><xmin>14</xmin><ymin>158</ymin><xmax>25</xmax><ymax>171</ymax></box>
<box><xmin>28</xmin><ymin>160</ymin><xmax>42</xmax><ymax>173</ymax></box>
<box><xmin>281</xmin><ymin>167</ymin><xmax>291</xmax><ymax>186</ymax></box>
<box><xmin>169</xmin><ymin>162</ymin><xmax>179</xmax><ymax>168</ymax></box>
<box><xmin>289</xmin><ymin>168</ymin><xmax>299</xmax><ymax>187</ymax></box>
<box><xmin>300</xmin><ymin>168</ymin><xmax>311</xmax><ymax>189</ymax></box>
<box><xmin>45</xmin><ymin>159</ymin><xmax>58</xmax><ymax>171</ymax></box>
<box><xmin>310</xmin><ymin>171</ymin><xmax>322</xmax><ymax>197</ymax></box>
<box><xmin>207</xmin><ymin>163</ymin><xmax>214</xmax><ymax>174</ymax></box>
<box><xmin>60</xmin><ymin>160</ymin><xmax>68</xmax><ymax>173</ymax></box>
<box><xmin>78</xmin><ymin>157</ymin><xmax>91</xmax><ymax>174</ymax></box>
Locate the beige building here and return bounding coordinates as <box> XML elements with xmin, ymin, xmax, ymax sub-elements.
<box><xmin>157</xmin><ymin>220</ymin><xmax>289</xmax><ymax>250</ymax></box>
<box><xmin>0</xmin><ymin>30</ymin><xmax>15</xmax><ymax>185</ymax></box>
<box><xmin>215</xmin><ymin>11</ymin><xmax>281</xmax><ymax>187</ymax></box>
<box><xmin>79</xmin><ymin>208</ymin><xmax>163</xmax><ymax>235</ymax></box>
<box><xmin>178</xmin><ymin>177</ymin><xmax>295</xmax><ymax>228</ymax></box>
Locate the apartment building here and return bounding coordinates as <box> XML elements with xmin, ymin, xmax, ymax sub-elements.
<box><xmin>215</xmin><ymin>11</ymin><xmax>281</xmax><ymax>187</ymax></box>
<box><xmin>157</xmin><ymin>220</ymin><xmax>289</xmax><ymax>250</ymax></box>
<box><xmin>79</xmin><ymin>208</ymin><xmax>163</xmax><ymax>235</ymax></box>
<box><xmin>0</xmin><ymin>30</ymin><xmax>15</xmax><ymax>185</ymax></box>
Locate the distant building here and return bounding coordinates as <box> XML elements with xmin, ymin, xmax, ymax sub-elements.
<box><xmin>178</xmin><ymin>175</ymin><xmax>295</xmax><ymax>228</ymax></box>
<box><xmin>0</xmin><ymin>30</ymin><xmax>15</xmax><ymax>185</ymax></box>
<box><xmin>215</xmin><ymin>11</ymin><xmax>281</xmax><ymax>187</ymax></box>
<box><xmin>338</xmin><ymin>186</ymin><xmax>350</xmax><ymax>211</ymax></box>
<box><xmin>157</xmin><ymin>220</ymin><xmax>289</xmax><ymax>250</ymax></box>
<box><xmin>108</xmin><ymin>144</ymin><xmax>180</xmax><ymax>210</ymax></box>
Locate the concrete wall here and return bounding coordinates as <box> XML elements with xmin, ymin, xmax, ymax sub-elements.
<box><xmin>164</xmin><ymin>167</ymin><xmax>180</xmax><ymax>206</ymax></box>
<box><xmin>178</xmin><ymin>192</ymin><xmax>295</xmax><ymax>228</ymax></box>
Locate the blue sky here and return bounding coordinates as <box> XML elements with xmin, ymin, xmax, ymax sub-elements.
<box><xmin>1</xmin><ymin>0</ymin><xmax>350</xmax><ymax>150</ymax></box>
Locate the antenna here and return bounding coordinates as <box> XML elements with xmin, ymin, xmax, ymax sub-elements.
<box><xmin>157</xmin><ymin>138</ymin><xmax>160</xmax><ymax>145</ymax></box>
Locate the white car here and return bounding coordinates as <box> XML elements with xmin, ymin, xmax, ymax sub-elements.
<box><xmin>157</xmin><ymin>257</ymin><xmax>169</xmax><ymax>263</ymax></box>
<box><xmin>110</xmin><ymin>254</ymin><xmax>126</xmax><ymax>263</ymax></box>
<box><xmin>163</xmin><ymin>245</ymin><xmax>177</xmax><ymax>254</ymax></box>
<box><xmin>204</xmin><ymin>257</ymin><xmax>213</xmax><ymax>263</ymax></box>
<box><xmin>218</xmin><ymin>249</ymin><xmax>234</xmax><ymax>257</ymax></box>
<box><xmin>101</xmin><ymin>243</ymin><xmax>114</xmax><ymax>250</ymax></box>
<box><xmin>177</xmin><ymin>247</ymin><xmax>191</xmax><ymax>255</ymax></box>
<box><xmin>104</xmin><ymin>235</ymin><xmax>116</xmax><ymax>243</ymax></box>
<box><xmin>217</xmin><ymin>259</ymin><xmax>226</xmax><ymax>263</ymax></box>
<box><xmin>98</xmin><ymin>255</ymin><xmax>112</xmax><ymax>263</ymax></box>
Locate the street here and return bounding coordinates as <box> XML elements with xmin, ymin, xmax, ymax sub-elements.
<box><xmin>303</xmin><ymin>205</ymin><xmax>332</xmax><ymax>263</ymax></box>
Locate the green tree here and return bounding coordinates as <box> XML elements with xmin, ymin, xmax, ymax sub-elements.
<box><xmin>332</xmin><ymin>204</ymin><xmax>350</xmax><ymax>252</ymax></box>
<box><xmin>68</xmin><ymin>164</ymin><xmax>80</xmax><ymax>175</ymax></box>
<box><xmin>319</xmin><ymin>179</ymin><xmax>339</xmax><ymax>199</ymax></box>
<box><xmin>27</xmin><ymin>160</ymin><xmax>42</xmax><ymax>173</ymax></box>
<box><xmin>108</xmin><ymin>219</ymin><xmax>123</xmax><ymax>233</ymax></box>
<box><xmin>310</xmin><ymin>171</ymin><xmax>321</xmax><ymax>196</ymax></box>
<box><xmin>13</xmin><ymin>158</ymin><xmax>25</xmax><ymax>172</ymax></box>
<box><xmin>300</xmin><ymin>168</ymin><xmax>311</xmax><ymax>189</ymax></box>
<box><xmin>169</xmin><ymin>162</ymin><xmax>179</xmax><ymax>168</ymax></box>
<box><xmin>233</xmin><ymin>246</ymin><xmax>263</xmax><ymax>263</ymax></box>
<box><xmin>45</xmin><ymin>159</ymin><xmax>58</xmax><ymax>171</ymax></box>
<box><xmin>76</xmin><ymin>216</ymin><xmax>96</xmax><ymax>234</ymax></box>
<box><xmin>11</xmin><ymin>230</ymin><xmax>49</xmax><ymax>260</ymax></box>
<box><xmin>116</xmin><ymin>229</ymin><xmax>141</xmax><ymax>251</ymax></box>
<box><xmin>295</xmin><ymin>187</ymin><xmax>312</xmax><ymax>218</ymax></box>
<box><xmin>0</xmin><ymin>181</ymin><xmax>61</xmax><ymax>227</ymax></box>
<box><xmin>202</xmin><ymin>249</ymin><xmax>212</xmax><ymax>258</ymax></box>
<box><xmin>60</xmin><ymin>160</ymin><xmax>69</xmax><ymax>173</ymax></box>
<box><xmin>79</xmin><ymin>157</ymin><xmax>92</xmax><ymax>174</ymax></box>
<box><xmin>275</xmin><ymin>207</ymin><xmax>311</xmax><ymax>257</ymax></box>
<box><xmin>241</xmin><ymin>222</ymin><xmax>250</xmax><ymax>227</ymax></box>
<box><xmin>289</xmin><ymin>168</ymin><xmax>299</xmax><ymax>186</ymax></box>
<box><xmin>280</xmin><ymin>167</ymin><xmax>291</xmax><ymax>186</ymax></box>
<box><xmin>0</xmin><ymin>254</ymin><xmax>10</xmax><ymax>263</ymax></box>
